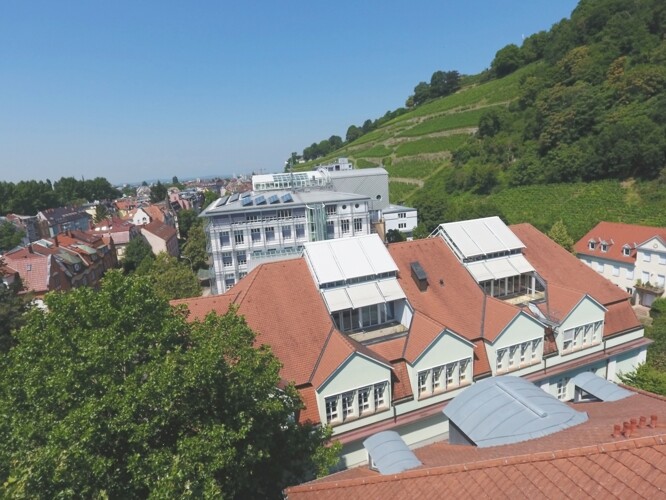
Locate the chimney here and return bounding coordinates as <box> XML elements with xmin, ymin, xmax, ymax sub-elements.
<box><xmin>612</xmin><ymin>424</ymin><xmax>622</xmax><ymax>438</ymax></box>
<box><xmin>630</xmin><ymin>418</ymin><xmax>637</xmax><ymax>434</ymax></box>
<box><xmin>28</xmin><ymin>244</ymin><xmax>33</xmax><ymax>254</ymax></box>
<box><xmin>650</xmin><ymin>415</ymin><xmax>658</xmax><ymax>428</ymax></box>
<box><xmin>410</xmin><ymin>261</ymin><xmax>428</xmax><ymax>292</ymax></box>
<box><xmin>623</xmin><ymin>421</ymin><xmax>631</xmax><ymax>438</ymax></box>
<box><xmin>639</xmin><ymin>416</ymin><xmax>647</xmax><ymax>428</ymax></box>
<box><xmin>54</xmin><ymin>235</ymin><xmax>59</xmax><ymax>247</ymax></box>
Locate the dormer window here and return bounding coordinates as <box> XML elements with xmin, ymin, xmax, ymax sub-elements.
<box><xmin>588</xmin><ymin>240</ymin><xmax>596</xmax><ymax>250</ymax></box>
<box><xmin>622</xmin><ymin>245</ymin><xmax>631</xmax><ymax>257</ymax></box>
<box><xmin>600</xmin><ymin>243</ymin><xmax>608</xmax><ymax>252</ymax></box>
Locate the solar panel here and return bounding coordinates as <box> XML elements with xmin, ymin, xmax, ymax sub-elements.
<box><xmin>363</xmin><ymin>431</ymin><xmax>421</xmax><ymax>475</ymax></box>
<box><xmin>255</xmin><ymin>195</ymin><xmax>266</xmax><ymax>205</ymax></box>
<box><xmin>241</xmin><ymin>197</ymin><xmax>253</xmax><ymax>207</ymax></box>
<box><xmin>268</xmin><ymin>194</ymin><xmax>280</xmax><ymax>204</ymax></box>
<box><xmin>281</xmin><ymin>193</ymin><xmax>293</xmax><ymax>203</ymax></box>
<box><xmin>241</xmin><ymin>192</ymin><xmax>251</xmax><ymax>198</ymax></box>
<box><xmin>215</xmin><ymin>196</ymin><xmax>229</xmax><ymax>207</ymax></box>
<box><xmin>229</xmin><ymin>193</ymin><xmax>239</xmax><ymax>203</ymax></box>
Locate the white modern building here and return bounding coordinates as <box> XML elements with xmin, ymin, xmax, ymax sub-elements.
<box><xmin>575</xmin><ymin>221</ymin><xmax>666</xmax><ymax>307</ymax></box>
<box><xmin>201</xmin><ymin>189</ymin><xmax>372</xmax><ymax>294</ymax></box>
<box><xmin>384</xmin><ymin>204</ymin><xmax>418</xmax><ymax>238</ymax></box>
<box><xmin>177</xmin><ymin>216</ymin><xmax>648</xmax><ymax>468</ymax></box>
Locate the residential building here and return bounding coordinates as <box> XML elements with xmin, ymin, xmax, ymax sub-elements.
<box><xmin>175</xmin><ymin>217</ymin><xmax>647</xmax><ymax>468</ymax></box>
<box><xmin>575</xmin><ymin>221</ymin><xmax>666</xmax><ymax>307</ymax></box>
<box><xmin>140</xmin><ymin>220</ymin><xmax>179</xmax><ymax>257</ymax></box>
<box><xmin>5</xmin><ymin>214</ymin><xmax>39</xmax><ymax>244</ymax></box>
<box><xmin>90</xmin><ymin>217</ymin><xmax>139</xmax><ymax>260</ymax></box>
<box><xmin>383</xmin><ymin>204</ymin><xmax>418</xmax><ymax>237</ymax></box>
<box><xmin>3</xmin><ymin>230</ymin><xmax>116</xmax><ymax>295</ymax></box>
<box><xmin>200</xmin><ymin>189</ymin><xmax>372</xmax><ymax>294</ymax></box>
<box><xmin>36</xmin><ymin>206</ymin><xmax>92</xmax><ymax>238</ymax></box>
<box><xmin>128</xmin><ymin>203</ymin><xmax>175</xmax><ymax>228</ymax></box>
<box><xmin>316</xmin><ymin>157</ymin><xmax>354</xmax><ymax>172</ymax></box>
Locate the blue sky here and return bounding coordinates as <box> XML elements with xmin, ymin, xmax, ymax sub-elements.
<box><xmin>1</xmin><ymin>1</ymin><xmax>579</xmax><ymax>185</ymax></box>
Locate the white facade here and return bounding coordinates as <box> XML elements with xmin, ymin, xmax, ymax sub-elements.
<box><xmin>384</xmin><ymin>205</ymin><xmax>418</xmax><ymax>236</ymax></box>
<box><xmin>202</xmin><ymin>190</ymin><xmax>373</xmax><ymax>294</ymax></box>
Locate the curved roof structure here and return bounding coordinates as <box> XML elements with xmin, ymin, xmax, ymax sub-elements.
<box><xmin>572</xmin><ymin>372</ymin><xmax>635</xmax><ymax>402</ymax></box>
<box><xmin>443</xmin><ymin>376</ymin><xmax>588</xmax><ymax>448</ymax></box>
<box><xmin>363</xmin><ymin>431</ymin><xmax>422</xmax><ymax>475</ymax></box>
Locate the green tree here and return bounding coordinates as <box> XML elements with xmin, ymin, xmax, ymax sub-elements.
<box><xmin>93</xmin><ymin>204</ymin><xmax>110</xmax><ymax>224</ymax></box>
<box><xmin>150</xmin><ymin>181</ymin><xmax>168</xmax><ymax>203</ymax></box>
<box><xmin>345</xmin><ymin>125</ymin><xmax>362</xmax><ymax>143</ymax></box>
<box><xmin>547</xmin><ymin>219</ymin><xmax>575</xmax><ymax>252</ymax></box>
<box><xmin>203</xmin><ymin>190</ymin><xmax>218</xmax><ymax>207</ymax></box>
<box><xmin>0</xmin><ymin>222</ymin><xmax>23</xmax><ymax>253</ymax></box>
<box><xmin>182</xmin><ymin>223</ymin><xmax>209</xmax><ymax>271</ymax></box>
<box><xmin>0</xmin><ymin>271</ymin><xmax>338</xmax><ymax>497</ymax></box>
<box><xmin>491</xmin><ymin>44</ymin><xmax>523</xmax><ymax>77</ymax></box>
<box><xmin>386</xmin><ymin>229</ymin><xmax>406</xmax><ymax>243</ymax></box>
<box><xmin>0</xmin><ymin>266</ymin><xmax>30</xmax><ymax>353</ymax></box>
<box><xmin>122</xmin><ymin>236</ymin><xmax>155</xmax><ymax>273</ymax></box>
<box><xmin>141</xmin><ymin>253</ymin><xmax>201</xmax><ymax>300</ymax></box>
<box><xmin>176</xmin><ymin>209</ymin><xmax>198</xmax><ymax>240</ymax></box>
<box><xmin>619</xmin><ymin>363</ymin><xmax>666</xmax><ymax>396</ymax></box>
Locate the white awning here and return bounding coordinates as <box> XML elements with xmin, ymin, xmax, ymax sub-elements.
<box><xmin>346</xmin><ymin>282</ymin><xmax>385</xmax><ymax>309</ymax></box>
<box><xmin>465</xmin><ymin>254</ymin><xmax>535</xmax><ymax>283</ymax></box>
<box><xmin>322</xmin><ymin>288</ymin><xmax>352</xmax><ymax>312</ymax></box>
<box><xmin>466</xmin><ymin>261</ymin><xmax>496</xmax><ymax>282</ymax></box>
<box><xmin>377</xmin><ymin>279</ymin><xmax>406</xmax><ymax>302</ymax></box>
<box><xmin>508</xmin><ymin>254</ymin><xmax>534</xmax><ymax>274</ymax></box>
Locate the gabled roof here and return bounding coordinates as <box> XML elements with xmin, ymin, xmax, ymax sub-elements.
<box><xmin>574</xmin><ymin>221</ymin><xmax>666</xmax><ymax>264</ymax></box>
<box><xmin>141</xmin><ymin>220</ymin><xmax>177</xmax><ymax>242</ymax></box>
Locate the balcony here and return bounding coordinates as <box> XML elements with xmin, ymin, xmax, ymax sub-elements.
<box><xmin>349</xmin><ymin>321</ymin><xmax>408</xmax><ymax>345</ymax></box>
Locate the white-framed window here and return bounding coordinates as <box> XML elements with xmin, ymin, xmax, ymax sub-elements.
<box><xmin>325</xmin><ymin>205</ymin><xmax>336</xmax><ymax>216</ymax></box>
<box><xmin>341</xmin><ymin>219</ymin><xmax>350</xmax><ymax>234</ymax></box>
<box><xmin>219</xmin><ymin>231</ymin><xmax>230</xmax><ymax>246</ymax></box>
<box><xmin>496</xmin><ymin>349</ymin><xmax>506</xmax><ymax>371</ymax></box>
<box><xmin>222</xmin><ymin>252</ymin><xmax>233</xmax><ymax>268</ymax></box>
<box><xmin>601</xmin><ymin>243</ymin><xmax>608</xmax><ymax>252</ymax></box>
<box><xmin>236</xmin><ymin>251</ymin><xmax>246</xmax><ymax>266</ymax></box>
<box><xmin>224</xmin><ymin>273</ymin><xmax>235</xmax><ymax>288</ymax></box>
<box><xmin>417</xmin><ymin>358</ymin><xmax>471</xmax><ymax>399</ymax></box>
<box><xmin>398</xmin><ymin>212</ymin><xmax>406</xmax><ymax>219</ymax></box>
<box><xmin>498</xmin><ymin>339</ymin><xmax>542</xmax><ymax>372</ymax></box>
<box><xmin>520</xmin><ymin>343</ymin><xmax>528</xmax><ymax>363</ymax></box>
<box><xmin>626</xmin><ymin>268</ymin><xmax>634</xmax><ymax>280</ymax></box>
<box><xmin>660</xmin><ymin>254</ymin><xmax>666</xmax><ymax>265</ymax></box>
<box><xmin>398</xmin><ymin>223</ymin><xmax>407</xmax><ymax>229</ymax></box>
<box><xmin>246</xmin><ymin>214</ymin><xmax>259</xmax><ymax>223</ymax></box>
<box><xmin>657</xmin><ymin>275</ymin><xmax>666</xmax><ymax>288</ymax></box>
<box><xmin>295</xmin><ymin>224</ymin><xmax>305</xmax><ymax>238</ymax></box>
<box><xmin>282</xmin><ymin>226</ymin><xmax>292</xmax><ymax>239</ymax></box>
<box><xmin>265</xmin><ymin>226</ymin><xmax>275</xmax><ymax>242</ymax></box>
<box><xmin>531</xmin><ymin>339</ymin><xmax>541</xmax><ymax>360</ymax></box>
<box><xmin>612</xmin><ymin>266</ymin><xmax>620</xmax><ymax>277</ymax></box>
<box><xmin>643</xmin><ymin>252</ymin><xmax>651</xmax><ymax>262</ymax></box>
<box><xmin>325</xmin><ymin>381</ymin><xmax>389</xmax><ymax>425</ymax></box>
<box><xmin>251</xmin><ymin>227</ymin><xmax>261</xmax><ymax>242</ymax></box>
<box><xmin>556</xmin><ymin>377</ymin><xmax>570</xmax><ymax>401</ymax></box>
<box><xmin>622</xmin><ymin>245</ymin><xmax>631</xmax><ymax>257</ymax></box>
<box><xmin>561</xmin><ymin>320</ymin><xmax>602</xmax><ymax>353</ymax></box>
<box><xmin>588</xmin><ymin>240</ymin><xmax>596</xmax><ymax>250</ymax></box>
<box><xmin>277</xmin><ymin>209</ymin><xmax>292</xmax><ymax>219</ymax></box>
<box><xmin>509</xmin><ymin>345</ymin><xmax>519</xmax><ymax>368</ymax></box>
<box><xmin>642</xmin><ymin>271</ymin><xmax>650</xmax><ymax>284</ymax></box>
<box><xmin>354</xmin><ymin>218</ymin><xmax>363</xmax><ymax>232</ymax></box>
<box><xmin>234</xmin><ymin>230</ymin><xmax>244</xmax><ymax>245</ymax></box>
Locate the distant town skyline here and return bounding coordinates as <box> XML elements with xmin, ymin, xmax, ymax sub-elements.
<box><xmin>1</xmin><ymin>0</ymin><xmax>579</xmax><ymax>184</ymax></box>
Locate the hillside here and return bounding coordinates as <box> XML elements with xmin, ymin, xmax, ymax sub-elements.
<box><xmin>293</xmin><ymin>0</ymin><xmax>666</xmax><ymax>238</ymax></box>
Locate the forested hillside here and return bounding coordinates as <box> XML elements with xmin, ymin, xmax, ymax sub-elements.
<box><xmin>293</xmin><ymin>0</ymin><xmax>666</xmax><ymax>237</ymax></box>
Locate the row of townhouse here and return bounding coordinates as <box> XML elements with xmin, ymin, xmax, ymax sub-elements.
<box><xmin>175</xmin><ymin>216</ymin><xmax>648</xmax><ymax>468</ymax></box>
<box><xmin>575</xmin><ymin>221</ymin><xmax>666</xmax><ymax>307</ymax></box>
<box><xmin>3</xmin><ymin>230</ymin><xmax>117</xmax><ymax>296</ymax></box>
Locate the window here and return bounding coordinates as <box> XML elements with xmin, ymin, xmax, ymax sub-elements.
<box><xmin>642</xmin><ymin>271</ymin><xmax>650</xmax><ymax>284</ymax></box>
<box><xmin>623</xmin><ymin>246</ymin><xmax>631</xmax><ymax>256</ymax></box>
<box><xmin>612</xmin><ymin>266</ymin><xmax>620</xmax><ymax>277</ymax></box>
<box><xmin>325</xmin><ymin>205</ymin><xmax>336</xmax><ymax>215</ymax></box>
<box><xmin>657</xmin><ymin>275</ymin><xmax>666</xmax><ymax>288</ymax></box>
<box><xmin>354</xmin><ymin>218</ymin><xmax>363</xmax><ymax>232</ymax></box>
<box><xmin>600</xmin><ymin>243</ymin><xmax>608</xmax><ymax>252</ymax></box>
<box><xmin>588</xmin><ymin>240</ymin><xmax>596</xmax><ymax>250</ymax></box>
<box><xmin>295</xmin><ymin>224</ymin><xmax>305</xmax><ymax>238</ymax></box>
<box><xmin>417</xmin><ymin>358</ymin><xmax>471</xmax><ymax>399</ymax></box>
<box><xmin>398</xmin><ymin>212</ymin><xmax>406</xmax><ymax>219</ymax></box>
<box><xmin>326</xmin><ymin>220</ymin><xmax>335</xmax><ymax>236</ymax></box>
<box><xmin>325</xmin><ymin>381</ymin><xmax>389</xmax><ymax>425</ymax></box>
<box><xmin>26</xmin><ymin>264</ymin><xmax>32</xmax><ymax>271</ymax></box>
<box><xmin>251</xmin><ymin>227</ymin><xmax>261</xmax><ymax>242</ymax></box>
<box><xmin>643</xmin><ymin>252</ymin><xmax>652</xmax><ymax>262</ymax></box>
<box><xmin>498</xmin><ymin>339</ymin><xmax>542</xmax><ymax>372</ymax></box>
<box><xmin>520</xmin><ymin>343</ymin><xmax>528</xmax><ymax>363</ymax></box>
<box><xmin>531</xmin><ymin>339</ymin><xmax>541</xmax><ymax>360</ymax></box>
<box><xmin>626</xmin><ymin>268</ymin><xmax>634</xmax><ymax>280</ymax></box>
<box><xmin>277</xmin><ymin>209</ymin><xmax>292</xmax><ymax>219</ymax></box>
<box><xmin>496</xmin><ymin>349</ymin><xmax>505</xmax><ymax>371</ymax></box>
<box><xmin>222</xmin><ymin>252</ymin><xmax>233</xmax><ymax>268</ymax></box>
<box><xmin>236</xmin><ymin>251</ymin><xmax>246</xmax><ymax>265</ymax></box>
<box><xmin>341</xmin><ymin>219</ymin><xmax>350</xmax><ymax>234</ymax></box>
<box><xmin>660</xmin><ymin>255</ymin><xmax>666</xmax><ymax>265</ymax></box>
<box><xmin>265</xmin><ymin>226</ymin><xmax>275</xmax><ymax>242</ymax></box>
<box><xmin>561</xmin><ymin>320</ymin><xmax>602</xmax><ymax>353</ymax></box>
<box><xmin>398</xmin><ymin>223</ymin><xmax>407</xmax><ymax>229</ymax></box>
<box><xmin>334</xmin><ymin>302</ymin><xmax>395</xmax><ymax>332</ymax></box>
<box><xmin>219</xmin><ymin>231</ymin><xmax>230</xmax><ymax>246</ymax></box>
<box><xmin>224</xmin><ymin>273</ymin><xmax>235</xmax><ymax>288</ymax></box>
<box><xmin>508</xmin><ymin>345</ymin><xmax>519</xmax><ymax>368</ymax></box>
<box><xmin>234</xmin><ymin>230</ymin><xmax>244</xmax><ymax>245</ymax></box>
<box><xmin>556</xmin><ymin>377</ymin><xmax>570</xmax><ymax>401</ymax></box>
<box><xmin>246</xmin><ymin>214</ymin><xmax>259</xmax><ymax>223</ymax></box>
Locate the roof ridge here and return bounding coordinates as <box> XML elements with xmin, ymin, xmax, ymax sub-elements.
<box><xmin>286</xmin><ymin>433</ymin><xmax>666</xmax><ymax>493</ymax></box>
<box><xmin>307</xmin><ymin>326</ymin><xmax>336</xmax><ymax>384</ymax></box>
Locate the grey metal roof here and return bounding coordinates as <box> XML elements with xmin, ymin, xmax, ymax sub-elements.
<box><xmin>572</xmin><ymin>372</ymin><xmax>635</xmax><ymax>402</ymax></box>
<box><xmin>437</xmin><ymin>216</ymin><xmax>525</xmax><ymax>260</ymax></box>
<box><xmin>363</xmin><ymin>431</ymin><xmax>422</xmax><ymax>475</ymax></box>
<box><xmin>383</xmin><ymin>204</ymin><xmax>417</xmax><ymax>214</ymax></box>
<box><xmin>443</xmin><ymin>376</ymin><xmax>588</xmax><ymax>448</ymax></box>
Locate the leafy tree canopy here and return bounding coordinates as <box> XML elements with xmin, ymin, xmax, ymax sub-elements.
<box><xmin>138</xmin><ymin>253</ymin><xmax>201</xmax><ymax>300</ymax></box>
<box><xmin>0</xmin><ymin>266</ymin><xmax>31</xmax><ymax>353</ymax></box>
<box><xmin>150</xmin><ymin>181</ymin><xmax>168</xmax><ymax>204</ymax></box>
<box><xmin>122</xmin><ymin>236</ymin><xmax>155</xmax><ymax>274</ymax></box>
<box><xmin>547</xmin><ymin>219</ymin><xmax>575</xmax><ymax>252</ymax></box>
<box><xmin>0</xmin><ymin>222</ymin><xmax>23</xmax><ymax>253</ymax></box>
<box><xmin>0</xmin><ymin>271</ymin><xmax>338</xmax><ymax>497</ymax></box>
<box><xmin>182</xmin><ymin>222</ymin><xmax>209</xmax><ymax>272</ymax></box>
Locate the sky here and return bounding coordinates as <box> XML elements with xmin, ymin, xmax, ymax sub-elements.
<box><xmin>1</xmin><ymin>0</ymin><xmax>580</xmax><ymax>185</ymax></box>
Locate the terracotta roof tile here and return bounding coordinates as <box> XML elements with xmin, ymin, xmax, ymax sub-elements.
<box><xmin>402</xmin><ymin>311</ymin><xmax>446</xmax><ymax>363</ymax></box>
<box><xmin>368</xmin><ymin>336</ymin><xmax>407</xmax><ymax>361</ymax></box>
<box><xmin>141</xmin><ymin>220</ymin><xmax>177</xmax><ymax>241</ymax></box>
<box><xmin>481</xmin><ymin>297</ymin><xmax>521</xmax><ymax>342</ymax></box>
<box><xmin>574</xmin><ymin>221</ymin><xmax>666</xmax><ymax>265</ymax></box>
<box><xmin>297</xmin><ymin>385</ymin><xmax>320</xmax><ymax>424</ymax></box>
<box><xmin>390</xmin><ymin>360</ymin><xmax>413</xmax><ymax>402</ymax></box>
<box><xmin>604</xmin><ymin>300</ymin><xmax>642</xmax><ymax>337</ymax></box>
<box><xmin>472</xmin><ymin>340</ymin><xmax>491</xmax><ymax>378</ymax></box>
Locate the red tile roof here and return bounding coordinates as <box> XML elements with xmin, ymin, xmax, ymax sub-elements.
<box><xmin>574</xmin><ymin>221</ymin><xmax>666</xmax><ymax>264</ymax></box>
<box><xmin>287</xmin><ymin>388</ymin><xmax>666</xmax><ymax>498</ymax></box>
<box><xmin>141</xmin><ymin>220</ymin><xmax>177</xmax><ymax>242</ymax></box>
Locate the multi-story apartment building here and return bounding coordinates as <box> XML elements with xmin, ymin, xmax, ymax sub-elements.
<box><xmin>176</xmin><ymin>217</ymin><xmax>648</xmax><ymax>467</ymax></box>
<box><xmin>575</xmin><ymin>221</ymin><xmax>666</xmax><ymax>307</ymax></box>
<box><xmin>201</xmin><ymin>189</ymin><xmax>372</xmax><ymax>294</ymax></box>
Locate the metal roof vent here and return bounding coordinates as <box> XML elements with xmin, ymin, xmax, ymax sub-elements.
<box><xmin>410</xmin><ymin>261</ymin><xmax>428</xmax><ymax>292</ymax></box>
<box><xmin>363</xmin><ymin>431</ymin><xmax>422</xmax><ymax>475</ymax></box>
